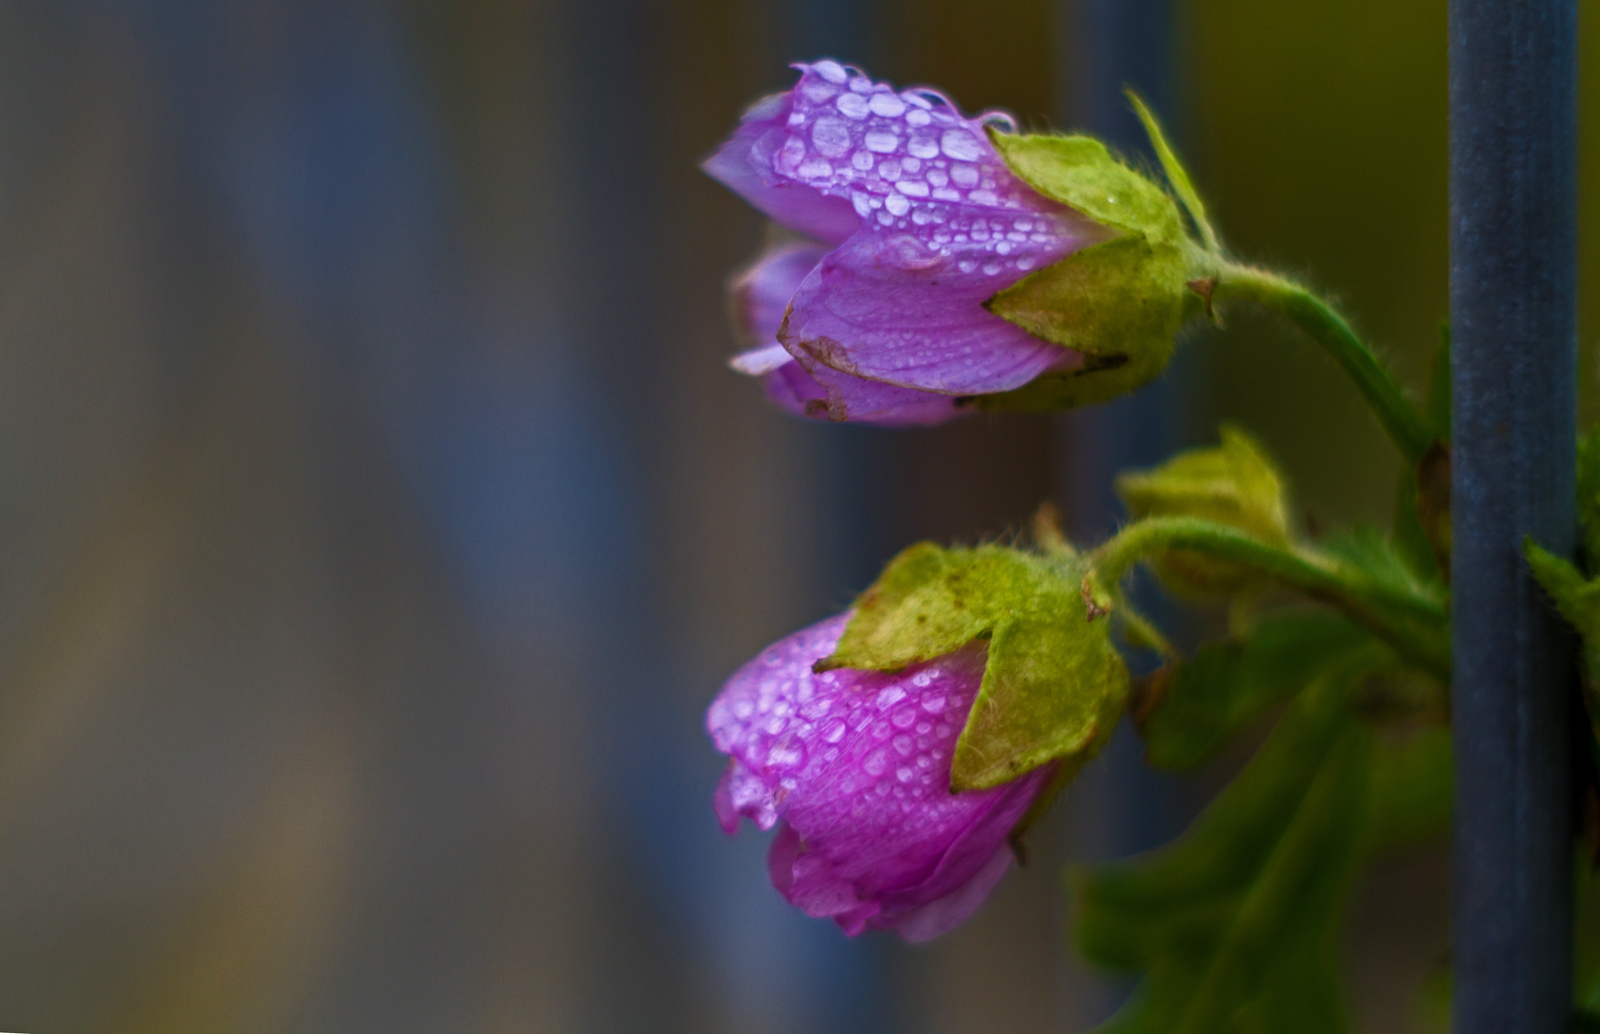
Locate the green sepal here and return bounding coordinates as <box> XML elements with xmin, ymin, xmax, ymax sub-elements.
<box><xmin>820</xmin><ymin>542</ymin><xmax>1130</xmax><ymax>791</ymax></box>
<box><xmin>1075</xmin><ymin>670</ymin><xmax>1372</xmax><ymax>1034</ymax></box>
<box><xmin>1127</xmin><ymin>90</ymin><xmax>1219</xmax><ymax>254</ymax></box>
<box><xmin>976</xmin><ymin>235</ymin><xmax>1193</xmax><ymax>412</ymax></box>
<box><xmin>987</xmin><ymin>130</ymin><xmax>1186</xmax><ymax>242</ymax></box>
<box><xmin>1113</xmin><ymin>425</ymin><xmax>1292</xmax><ymax>597</ymax></box>
<box><xmin>1139</xmin><ymin>612</ymin><xmax>1378</xmax><ymax>770</ymax></box>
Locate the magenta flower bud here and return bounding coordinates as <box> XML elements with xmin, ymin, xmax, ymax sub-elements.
<box><xmin>706</xmin><ymin>60</ymin><xmax>1109</xmax><ymax>425</ymax></box>
<box><xmin>707</xmin><ymin>613</ymin><xmax>1055</xmax><ymax>941</ymax></box>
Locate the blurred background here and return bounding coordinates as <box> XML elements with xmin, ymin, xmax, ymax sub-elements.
<box><xmin>0</xmin><ymin>1</ymin><xmax>1594</xmax><ymax>1031</ymax></box>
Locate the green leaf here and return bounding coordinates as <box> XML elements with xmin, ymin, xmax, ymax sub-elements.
<box><xmin>1127</xmin><ymin>90</ymin><xmax>1219</xmax><ymax>254</ymax></box>
<box><xmin>1113</xmin><ymin>425</ymin><xmax>1292</xmax><ymax>597</ymax></box>
<box><xmin>1074</xmin><ymin>668</ymin><xmax>1373</xmax><ymax>1034</ymax></box>
<box><xmin>1525</xmin><ymin>540</ymin><xmax>1600</xmax><ymax>687</ymax></box>
<box><xmin>977</xmin><ymin>235</ymin><xmax>1191</xmax><ymax>413</ymax></box>
<box><xmin>987</xmin><ymin>130</ymin><xmax>1186</xmax><ymax>242</ymax></box>
<box><xmin>1362</xmin><ymin>726</ymin><xmax>1452</xmax><ymax>853</ymax></box>
<box><xmin>821</xmin><ymin>542</ymin><xmax>1130</xmax><ymax>792</ymax></box>
<box><xmin>1141</xmin><ymin>612</ymin><xmax>1377</xmax><ymax>770</ymax></box>
<box><xmin>1578</xmin><ymin>428</ymin><xmax>1600</xmax><ymax>574</ymax></box>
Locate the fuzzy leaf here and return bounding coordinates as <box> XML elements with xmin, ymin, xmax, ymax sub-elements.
<box><xmin>1579</xmin><ymin>429</ymin><xmax>1600</xmax><ymax>573</ymax></box>
<box><xmin>1525</xmin><ymin>540</ymin><xmax>1600</xmax><ymax>688</ymax></box>
<box><xmin>1075</xmin><ymin>671</ymin><xmax>1372</xmax><ymax>1034</ymax></box>
<box><xmin>988</xmin><ymin>130</ymin><xmax>1186</xmax><ymax>242</ymax></box>
<box><xmin>821</xmin><ymin>543</ymin><xmax>1130</xmax><ymax>792</ymax></box>
<box><xmin>1141</xmin><ymin>612</ymin><xmax>1376</xmax><ymax>770</ymax></box>
<box><xmin>979</xmin><ymin>235</ymin><xmax>1191</xmax><ymax>412</ymax></box>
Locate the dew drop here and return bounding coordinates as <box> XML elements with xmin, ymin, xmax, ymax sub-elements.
<box><xmin>814</xmin><ymin>60</ymin><xmax>849</xmax><ymax>84</ymax></box>
<box><xmin>811</xmin><ymin>118</ymin><xmax>851</xmax><ymax>157</ymax></box>
<box><xmin>1016</xmin><ymin>257</ymin><xmax>1035</xmax><ymax>271</ymax></box>
<box><xmin>906</xmin><ymin>107</ymin><xmax>931</xmax><ymax>126</ymax></box>
<box><xmin>877</xmin><ymin>159</ymin><xmax>902</xmax><ymax>180</ymax></box>
<box><xmin>798</xmin><ymin>159</ymin><xmax>833</xmax><ymax>179</ymax></box>
<box><xmin>957</xmin><ymin>259</ymin><xmax>977</xmax><ymax>273</ymax></box>
<box><xmin>893</xmin><ymin>734</ymin><xmax>915</xmax><ymax>756</ymax></box>
<box><xmin>892</xmin><ymin>708</ymin><xmax>917</xmax><ymax>729</ymax></box>
<box><xmin>863</xmin><ymin>749</ymin><xmax>888</xmax><ymax>776</ymax></box>
<box><xmin>876</xmin><ymin>209</ymin><xmax>895</xmax><ymax>226</ymax></box>
<box><xmin>950</xmin><ymin>162</ymin><xmax>979</xmax><ymax>187</ymax></box>
<box><xmin>908</xmin><ymin>135</ymin><xmax>940</xmax><ymax>159</ymax></box>
<box><xmin>876</xmin><ymin>686</ymin><xmax>907</xmax><ymax>709</ymax></box>
<box><xmin>982</xmin><ymin>260</ymin><xmax>1001</xmax><ymax>275</ymax></box>
<box><xmin>895</xmin><ymin>765</ymin><xmax>915</xmax><ymax>783</ymax></box>
<box><xmin>970</xmin><ymin>189</ymin><xmax>999</xmax><ymax>206</ymax></box>
<box><xmin>897</xmin><ymin>180</ymin><xmax>930</xmax><ymax>198</ymax></box>
<box><xmin>836</xmin><ymin>92</ymin><xmax>870</xmax><ymax>119</ymax></box>
<box><xmin>768</xmin><ymin>740</ymin><xmax>806</xmax><ymax>769</ymax></box>
<box><xmin>869</xmin><ymin>93</ymin><xmax>907</xmax><ymax>118</ymax></box>
<box><xmin>940</xmin><ymin>128</ymin><xmax>981</xmax><ymax>161</ymax></box>
<box><xmin>865</xmin><ymin>130</ymin><xmax>900</xmax><ymax>153</ymax></box>
<box><xmin>885</xmin><ymin>193</ymin><xmax>910</xmax><ymax>216</ymax></box>
<box><xmin>852</xmin><ymin>150</ymin><xmax>874</xmax><ymax>171</ymax></box>
<box><xmin>824</xmin><ymin>720</ymin><xmax>847</xmax><ymax>743</ymax></box>
<box><xmin>733</xmin><ymin>699</ymin><xmax>754</xmax><ymax>719</ymax></box>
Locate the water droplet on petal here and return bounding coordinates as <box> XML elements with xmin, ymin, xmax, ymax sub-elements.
<box><xmin>950</xmin><ymin>162</ymin><xmax>979</xmax><ymax>187</ymax></box>
<box><xmin>824</xmin><ymin>720</ymin><xmax>847</xmax><ymax>743</ymax></box>
<box><xmin>897</xmin><ymin>766</ymin><xmax>915</xmax><ymax>783</ymax></box>
<box><xmin>908</xmin><ymin>135</ymin><xmax>940</xmax><ymax>159</ymax></box>
<box><xmin>893</xmin><ymin>734</ymin><xmax>915</xmax><ymax>756</ymax></box>
<box><xmin>921</xmin><ymin>693</ymin><xmax>946</xmax><ymax>714</ymax></box>
<box><xmin>863</xmin><ymin>749</ymin><xmax>888</xmax><ymax>776</ymax></box>
<box><xmin>865</xmin><ymin>130</ymin><xmax>899</xmax><ymax>153</ymax></box>
<box><xmin>940</xmin><ymin>128</ymin><xmax>982</xmax><ymax>161</ymax></box>
<box><xmin>811</xmin><ymin>118</ymin><xmax>852</xmax><ymax>157</ymax></box>
<box><xmin>814</xmin><ymin>60</ymin><xmax>849</xmax><ymax>84</ymax></box>
<box><xmin>885</xmin><ymin>193</ymin><xmax>910</xmax><ymax>216</ymax></box>
<box><xmin>869</xmin><ymin>93</ymin><xmax>907</xmax><ymax>117</ymax></box>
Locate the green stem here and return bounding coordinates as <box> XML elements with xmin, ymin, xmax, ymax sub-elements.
<box><xmin>1092</xmin><ymin>516</ymin><xmax>1451</xmax><ymax>676</ymax></box>
<box><xmin>1214</xmin><ymin>264</ymin><xmax>1435</xmax><ymax>466</ymax></box>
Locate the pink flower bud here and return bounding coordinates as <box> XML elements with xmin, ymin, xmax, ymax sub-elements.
<box><xmin>706</xmin><ymin>613</ymin><xmax>1054</xmax><ymax>941</ymax></box>
<box><xmin>706</xmin><ymin>61</ymin><xmax>1107</xmax><ymax>425</ymax></box>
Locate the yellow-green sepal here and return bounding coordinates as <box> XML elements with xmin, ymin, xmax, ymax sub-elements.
<box><xmin>818</xmin><ymin>542</ymin><xmax>1129</xmax><ymax>792</ymax></box>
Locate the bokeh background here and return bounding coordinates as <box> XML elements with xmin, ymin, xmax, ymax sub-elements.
<box><xmin>0</xmin><ymin>1</ymin><xmax>1595</xmax><ymax>1031</ymax></box>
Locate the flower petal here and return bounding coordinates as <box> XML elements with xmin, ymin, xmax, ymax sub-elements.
<box><xmin>779</xmin><ymin>229</ymin><xmax>1090</xmax><ymax>395</ymax></box>
<box><xmin>707</xmin><ymin>613</ymin><xmax>1051</xmax><ymax>938</ymax></box>
<box><xmin>884</xmin><ymin>842</ymin><xmax>1014</xmax><ymax>942</ymax></box>
<box><xmin>703</xmin><ymin>92</ymin><xmax>862</xmax><ymax>245</ymax></box>
<box><xmin>729</xmin><ymin>241</ymin><xmax>967</xmax><ymax>425</ymax></box>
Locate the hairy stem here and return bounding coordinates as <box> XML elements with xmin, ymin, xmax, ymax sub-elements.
<box><xmin>1092</xmin><ymin>516</ymin><xmax>1451</xmax><ymax>676</ymax></box>
<box><xmin>1215</xmin><ymin>264</ymin><xmax>1435</xmax><ymax>466</ymax></box>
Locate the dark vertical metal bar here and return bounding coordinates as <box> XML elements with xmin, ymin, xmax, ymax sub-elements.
<box><xmin>1450</xmin><ymin>0</ymin><xmax>1578</xmax><ymax>1030</ymax></box>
